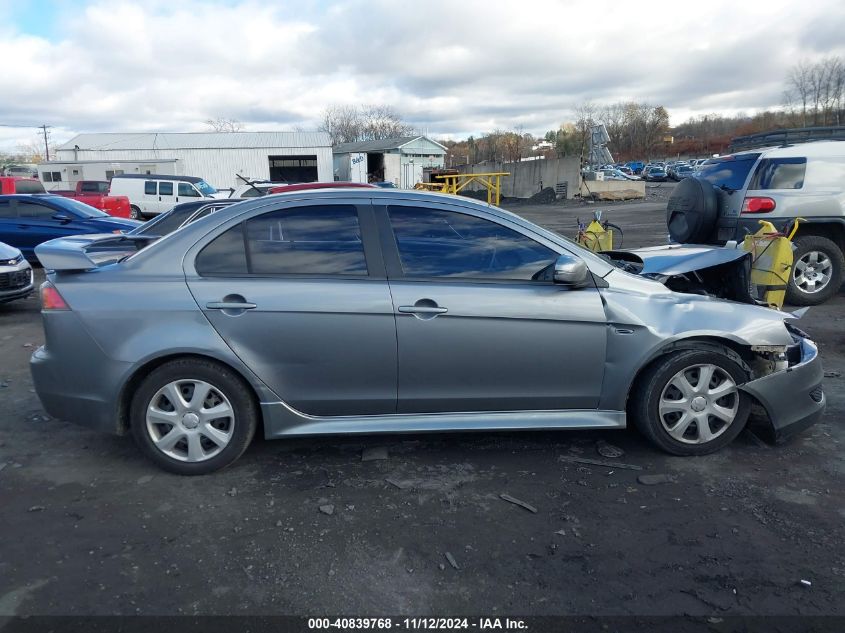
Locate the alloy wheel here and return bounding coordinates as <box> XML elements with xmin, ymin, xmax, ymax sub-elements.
<box><xmin>658</xmin><ymin>364</ymin><xmax>739</xmax><ymax>444</ymax></box>
<box><xmin>793</xmin><ymin>251</ymin><xmax>833</xmax><ymax>294</ymax></box>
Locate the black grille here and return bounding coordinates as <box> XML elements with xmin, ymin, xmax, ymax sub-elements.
<box><xmin>0</xmin><ymin>269</ymin><xmax>30</xmax><ymax>290</ymax></box>
<box><xmin>810</xmin><ymin>386</ymin><xmax>824</xmax><ymax>403</ymax></box>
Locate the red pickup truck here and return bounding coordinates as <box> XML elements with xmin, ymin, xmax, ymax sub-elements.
<box><xmin>50</xmin><ymin>181</ymin><xmax>132</xmax><ymax>218</ymax></box>
<box><xmin>0</xmin><ymin>176</ymin><xmax>45</xmax><ymax>194</ymax></box>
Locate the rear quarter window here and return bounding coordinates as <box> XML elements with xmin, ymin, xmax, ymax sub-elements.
<box><xmin>749</xmin><ymin>158</ymin><xmax>807</xmax><ymax>190</ymax></box>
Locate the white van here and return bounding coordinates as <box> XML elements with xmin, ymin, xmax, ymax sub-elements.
<box><xmin>109</xmin><ymin>175</ymin><xmax>219</xmax><ymax>219</ymax></box>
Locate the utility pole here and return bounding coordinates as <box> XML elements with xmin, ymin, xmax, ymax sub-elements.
<box><xmin>41</xmin><ymin>124</ymin><xmax>51</xmax><ymax>161</ymax></box>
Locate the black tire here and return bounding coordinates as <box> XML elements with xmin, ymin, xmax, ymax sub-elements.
<box><xmin>130</xmin><ymin>358</ymin><xmax>258</xmax><ymax>475</ymax></box>
<box><xmin>785</xmin><ymin>235</ymin><xmax>844</xmax><ymax>306</ymax></box>
<box><xmin>129</xmin><ymin>205</ymin><xmax>142</xmax><ymax>220</ymax></box>
<box><xmin>629</xmin><ymin>349</ymin><xmax>751</xmax><ymax>456</ymax></box>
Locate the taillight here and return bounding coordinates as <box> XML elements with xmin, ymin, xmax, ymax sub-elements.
<box><xmin>40</xmin><ymin>282</ymin><xmax>69</xmax><ymax>310</ymax></box>
<box><xmin>741</xmin><ymin>197</ymin><xmax>776</xmax><ymax>213</ymax></box>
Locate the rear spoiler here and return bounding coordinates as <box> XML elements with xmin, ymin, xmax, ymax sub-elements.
<box><xmin>34</xmin><ymin>233</ymin><xmax>156</xmax><ymax>271</ymax></box>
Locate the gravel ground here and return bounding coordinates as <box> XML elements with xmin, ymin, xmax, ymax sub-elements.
<box><xmin>0</xmin><ymin>190</ymin><xmax>843</xmax><ymax>619</ymax></box>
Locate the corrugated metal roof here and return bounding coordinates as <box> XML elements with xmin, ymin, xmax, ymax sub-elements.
<box><xmin>58</xmin><ymin>131</ymin><xmax>332</xmax><ymax>151</ymax></box>
<box><xmin>333</xmin><ymin>136</ymin><xmax>446</xmax><ymax>154</ymax></box>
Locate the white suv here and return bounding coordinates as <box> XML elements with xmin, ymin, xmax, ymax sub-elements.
<box><xmin>668</xmin><ymin>141</ymin><xmax>845</xmax><ymax>305</ymax></box>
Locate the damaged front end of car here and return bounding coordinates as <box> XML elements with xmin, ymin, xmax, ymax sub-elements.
<box><xmin>597</xmin><ymin>249</ymin><xmax>826</xmax><ymax>443</ymax></box>
<box><xmin>742</xmin><ymin>321</ymin><xmax>825</xmax><ymax>442</ymax></box>
<box><xmin>603</xmin><ymin>244</ymin><xmax>756</xmax><ymax>303</ymax></box>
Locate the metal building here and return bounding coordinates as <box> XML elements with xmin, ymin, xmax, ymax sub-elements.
<box><xmin>46</xmin><ymin>131</ymin><xmax>333</xmax><ymax>190</ymax></box>
<box><xmin>332</xmin><ymin>136</ymin><xmax>447</xmax><ymax>188</ymax></box>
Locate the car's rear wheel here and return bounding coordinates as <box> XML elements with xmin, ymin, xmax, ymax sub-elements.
<box><xmin>130</xmin><ymin>358</ymin><xmax>258</xmax><ymax>475</ymax></box>
<box><xmin>129</xmin><ymin>205</ymin><xmax>142</xmax><ymax>220</ymax></box>
<box><xmin>786</xmin><ymin>235</ymin><xmax>843</xmax><ymax>306</ymax></box>
<box><xmin>630</xmin><ymin>350</ymin><xmax>750</xmax><ymax>455</ymax></box>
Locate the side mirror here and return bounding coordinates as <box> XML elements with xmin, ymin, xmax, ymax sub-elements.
<box><xmin>553</xmin><ymin>254</ymin><xmax>589</xmax><ymax>286</ymax></box>
<box><xmin>52</xmin><ymin>213</ymin><xmax>72</xmax><ymax>223</ymax></box>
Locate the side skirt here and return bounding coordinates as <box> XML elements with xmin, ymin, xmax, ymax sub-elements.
<box><xmin>259</xmin><ymin>402</ymin><xmax>626</xmax><ymax>439</ymax></box>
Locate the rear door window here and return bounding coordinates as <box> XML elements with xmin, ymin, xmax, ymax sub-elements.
<box><xmin>158</xmin><ymin>182</ymin><xmax>174</xmax><ymax>196</ymax></box>
<box><xmin>749</xmin><ymin>158</ymin><xmax>806</xmax><ymax>190</ymax></box>
<box><xmin>196</xmin><ymin>205</ymin><xmax>367</xmax><ymax>276</ymax></box>
<box><xmin>695</xmin><ymin>154</ymin><xmax>760</xmax><ymax>192</ymax></box>
<box><xmin>144</xmin><ymin>181</ymin><xmax>157</xmax><ymax>195</ymax></box>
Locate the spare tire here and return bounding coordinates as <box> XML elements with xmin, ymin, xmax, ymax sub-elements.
<box><xmin>666</xmin><ymin>177</ymin><xmax>718</xmax><ymax>243</ymax></box>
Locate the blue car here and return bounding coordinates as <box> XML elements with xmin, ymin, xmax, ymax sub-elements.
<box><xmin>0</xmin><ymin>195</ymin><xmax>141</xmax><ymax>260</ymax></box>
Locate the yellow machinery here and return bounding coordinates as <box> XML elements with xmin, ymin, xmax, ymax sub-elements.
<box><xmin>433</xmin><ymin>172</ymin><xmax>510</xmax><ymax>206</ymax></box>
<box><xmin>575</xmin><ymin>213</ymin><xmax>619</xmax><ymax>252</ymax></box>
<box><xmin>414</xmin><ymin>182</ymin><xmax>447</xmax><ymax>193</ymax></box>
<box><xmin>741</xmin><ymin>219</ymin><xmax>802</xmax><ymax>309</ymax></box>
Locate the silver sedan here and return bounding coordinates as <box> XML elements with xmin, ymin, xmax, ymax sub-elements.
<box><xmin>30</xmin><ymin>190</ymin><xmax>825</xmax><ymax>474</ymax></box>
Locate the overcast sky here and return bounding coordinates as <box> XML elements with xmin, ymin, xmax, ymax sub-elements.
<box><xmin>1</xmin><ymin>0</ymin><xmax>844</xmax><ymax>153</ymax></box>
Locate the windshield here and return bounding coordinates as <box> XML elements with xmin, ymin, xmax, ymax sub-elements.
<box><xmin>695</xmin><ymin>153</ymin><xmax>760</xmax><ymax>191</ymax></box>
<box><xmin>195</xmin><ymin>180</ymin><xmax>217</xmax><ymax>196</ymax></box>
<box><xmin>48</xmin><ymin>196</ymin><xmax>108</xmax><ymax>218</ymax></box>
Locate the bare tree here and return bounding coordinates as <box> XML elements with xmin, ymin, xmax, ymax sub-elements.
<box><xmin>360</xmin><ymin>105</ymin><xmax>414</xmax><ymax>141</ymax></box>
<box><xmin>319</xmin><ymin>104</ymin><xmax>415</xmax><ymax>145</ymax></box>
<box><xmin>204</xmin><ymin>117</ymin><xmax>244</xmax><ymax>132</ymax></box>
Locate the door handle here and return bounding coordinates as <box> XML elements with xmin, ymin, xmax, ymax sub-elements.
<box><xmin>398</xmin><ymin>305</ymin><xmax>447</xmax><ymax>314</ymax></box>
<box><xmin>206</xmin><ymin>301</ymin><xmax>257</xmax><ymax>310</ymax></box>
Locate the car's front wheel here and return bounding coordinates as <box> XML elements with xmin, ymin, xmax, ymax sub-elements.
<box><xmin>630</xmin><ymin>350</ymin><xmax>750</xmax><ymax>455</ymax></box>
<box><xmin>786</xmin><ymin>235</ymin><xmax>843</xmax><ymax>306</ymax></box>
<box><xmin>130</xmin><ymin>358</ymin><xmax>258</xmax><ymax>475</ymax></box>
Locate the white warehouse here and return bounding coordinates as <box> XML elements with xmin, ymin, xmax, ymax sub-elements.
<box><xmin>44</xmin><ymin>131</ymin><xmax>333</xmax><ymax>190</ymax></box>
<box><xmin>333</xmin><ymin>136</ymin><xmax>447</xmax><ymax>188</ymax></box>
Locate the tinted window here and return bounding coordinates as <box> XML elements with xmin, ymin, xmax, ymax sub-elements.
<box><xmin>196</xmin><ymin>205</ymin><xmax>367</xmax><ymax>276</ymax></box>
<box><xmin>18</xmin><ymin>201</ymin><xmax>55</xmax><ymax>218</ymax></box>
<box><xmin>159</xmin><ymin>182</ymin><xmax>174</xmax><ymax>196</ymax></box>
<box><xmin>696</xmin><ymin>153</ymin><xmax>760</xmax><ymax>191</ymax></box>
<box><xmin>749</xmin><ymin>158</ymin><xmax>806</xmax><ymax>190</ymax></box>
<box><xmin>135</xmin><ymin>206</ymin><xmax>198</xmax><ymax>236</ymax></box>
<box><xmin>0</xmin><ymin>200</ymin><xmax>14</xmax><ymax>218</ymax></box>
<box><xmin>246</xmin><ymin>205</ymin><xmax>366</xmax><ymax>275</ymax></box>
<box><xmin>241</xmin><ymin>188</ymin><xmax>262</xmax><ymax>198</ymax></box>
<box><xmin>14</xmin><ymin>180</ymin><xmax>45</xmax><ymax>193</ymax></box>
<box><xmin>387</xmin><ymin>206</ymin><xmax>557</xmax><ymax>280</ymax></box>
<box><xmin>80</xmin><ymin>182</ymin><xmax>108</xmax><ymax>193</ymax></box>
<box><xmin>195</xmin><ymin>225</ymin><xmax>248</xmax><ymax>275</ymax></box>
<box><xmin>145</xmin><ymin>181</ymin><xmax>157</xmax><ymax>195</ymax></box>
<box><xmin>179</xmin><ymin>182</ymin><xmax>200</xmax><ymax>197</ymax></box>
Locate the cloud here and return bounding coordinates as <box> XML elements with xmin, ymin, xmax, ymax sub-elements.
<box><xmin>0</xmin><ymin>0</ymin><xmax>843</xmax><ymax>152</ymax></box>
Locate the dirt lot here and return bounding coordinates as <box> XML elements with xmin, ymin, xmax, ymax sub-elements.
<box><xmin>0</xmin><ymin>187</ymin><xmax>843</xmax><ymax>619</ymax></box>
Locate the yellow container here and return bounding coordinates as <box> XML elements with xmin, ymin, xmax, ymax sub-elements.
<box><xmin>577</xmin><ymin>219</ymin><xmax>613</xmax><ymax>252</ymax></box>
<box><xmin>741</xmin><ymin>220</ymin><xmax>793</xmax><ymax>309</ymax></box>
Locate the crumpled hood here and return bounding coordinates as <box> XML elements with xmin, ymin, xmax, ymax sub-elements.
<box><xmin>603</xmin><ymin>244</ymin><xmax>749</xmax><ymax>276</ymax></box>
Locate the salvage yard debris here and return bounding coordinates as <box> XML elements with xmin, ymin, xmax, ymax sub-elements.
<box><xmin>637</xmin><ymin>474</ymin><xmax>677</xmax><ymax>486</ymax></box>
<box><xmin>444</xmin><ymin>552</ymin><xmax>459</xmax><ymax>570</ymax></box>
<box><xmin>362</xmin><ymin>446</ymin><xmax>389</xmax><ymax>462</ymax></box>
<box><xmin>500</xmin><ymin>493</ymin><xmax>538</xmax><ymax>513</ymax></box>
<box><xmin>559</xmin><ymin>455</ymin><xmax>642</xmax><ymax>470</ymax></box>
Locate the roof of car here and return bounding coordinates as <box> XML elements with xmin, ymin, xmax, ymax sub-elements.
<box><xmin>110</xmin><ymin>174</ymin><xmax>206</xmax><ymax>183</ymax></box>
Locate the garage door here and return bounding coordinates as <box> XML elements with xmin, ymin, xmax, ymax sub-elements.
<box><xmin>269</xmin><ymin>155</ymin><xmax>318</xmax><ymax>183</ymax></box>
